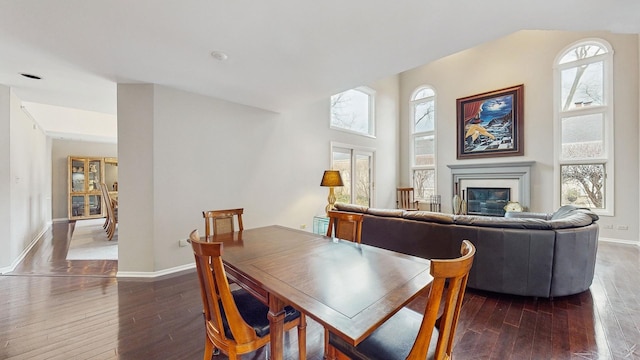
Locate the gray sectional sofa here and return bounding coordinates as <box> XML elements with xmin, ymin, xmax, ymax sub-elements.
<box><xmin>333</xmin><ymin>203</ymin><xmax>599</xmax><ymax>298</ymax></box>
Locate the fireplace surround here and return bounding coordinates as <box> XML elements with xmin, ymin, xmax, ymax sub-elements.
<box><xmin>447</xmin><ymin>161</ymin><xmax>534</xmax><ymax>212</ymax></box>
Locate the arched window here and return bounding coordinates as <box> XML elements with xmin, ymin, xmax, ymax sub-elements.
<box><xmin>410</xmin><ymin>86</ymin><xmax>436</xmax><ymax>200</ymax></box>
<box><xmin>554</xmin><ymin>39</ymin><xmax>614</xmax><ymax>214</ymax></box>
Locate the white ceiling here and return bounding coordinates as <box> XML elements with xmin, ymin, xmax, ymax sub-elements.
<box><xmin>1</xmin><ymin>1</ymin><xmax>639</xmax><ymax>139</ymax></box>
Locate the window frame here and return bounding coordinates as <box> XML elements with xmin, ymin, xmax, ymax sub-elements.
<box><xmin>409</xmin><ymin>86</ymin><xmax>437</xmax><ymax>201</ymax></box>
<box><xmin>330</xmin><ymin>86</ymin><xmax>376</xmax><ymax>137</ymax></box>
<box><xmin>553</xmin><ymin>38</ymin><xmax>614</xmax><ymax>216</ymax></box>
<box><xmin>330</xmin><ymin>142</ymin><xmax>375</xmax><ymax>207</ymax></box>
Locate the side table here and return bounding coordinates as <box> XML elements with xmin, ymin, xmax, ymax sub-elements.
<box><xmin>313</xmin><ymin>215</ymin><xmax>329</xmax><ymax>235</ymax></box>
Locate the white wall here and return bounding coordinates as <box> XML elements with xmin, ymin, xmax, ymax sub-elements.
<box><xmin>50</xmin><ymin>139</ymin><xmax>118</xmax><ymax>220</ymax></box>
<box><xmin>400</xmin><ymin>30</ymin><xmax>639</xmax><ymax>243</ymax></box>
<box><xmin>117</xmin><ymin>75</ymin><xmax>399</xmax><ymax>275</ymax></box>
<box><xmin>0</xmin><ymin>88</ymin><xmax>50</xmax><ymax>272</ymax></box>
<box><xmin>0</xmin><ymin>85</ymin><xmax>10</xmax><ymax>270</ymax></box>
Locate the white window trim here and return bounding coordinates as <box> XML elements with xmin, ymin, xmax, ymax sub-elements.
<box><xmin>329</xmin><ymin>86</ymin><xmax>376</xmax><ymax>138</ymax></box>
<box><xmin>409</xmin><ymin>86</ymin><xmax>437</xmax><ymax>200</ymax></box>
<box><xmin>553</xmin><ymin>38</ymin><xmax>614</xmax><ymax>216</ymax></box>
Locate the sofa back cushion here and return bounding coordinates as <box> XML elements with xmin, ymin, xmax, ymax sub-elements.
<box><xmin>367</xmin><ymin>208</ymin><xmax>405</xmax><ymax>217</ymax></box>
<box><xmin>334</xmin><ymin>203</ymin><xmax>368</xmax><ymax>214</ymax></box>
<box><xmin>402</xmin><ymin>211</ymin><xmax>455</xmax><ymax>224</ymax></box>
<box><xmin>551</xmin><ymin>204</ymin><xmax>599</xmax><ymax>221</ymax></box>
<box><xmin>454</xmin><ymin>215</ymin><xmax>553</xmax><ymax>230</ymax></box>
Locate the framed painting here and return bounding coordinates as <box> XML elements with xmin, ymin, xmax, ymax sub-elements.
<box><xmin>456</xmin><ymin>84</ymin><xmax>524</xmax><ymax>159</ymax></box>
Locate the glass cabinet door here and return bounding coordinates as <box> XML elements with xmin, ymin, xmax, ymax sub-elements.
<box><xmin>87</xmin><ymin>160</ymin><xmax>101</xmax><ymax>192</ymax></box>
<box><xmin>71</xmin><ymin>194</ymin><xmax>103</xmax><ymax>217</ymax></box>
<box><xmin>88</xmin><ymin>194</ymin><xmax>102</xmax><ymax>216</ymax></box>
<box><xmin>71</xmin><ymin>195</ymin><xmax>86</xmax><ymax>217</ymax></box>
<box><xmin>71</xmin><ymin>159</ymin><xmax>85</xmax><ymax>193</ymax></box>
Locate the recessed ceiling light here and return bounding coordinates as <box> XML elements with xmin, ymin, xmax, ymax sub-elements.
<box><xmin>210</xmin><ymin>51</ymin><xmax>228</xmax><ymax>61</ymax></box>
<box><xmin>20</xmin><ymin>73</ymin><xmax>42</xmax><ymax>80</ymax></box>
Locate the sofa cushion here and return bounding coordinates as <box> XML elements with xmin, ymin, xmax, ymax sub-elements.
<box><xmin>548</xmin><ymin>212</ymin><xmax>594</xmax><ymax>229</ymax></box>
<box><xmin>454</xmin><ymin>215</ymin><xmax>553</xmax><ymax>230</ymax></box>
<box><xmin>334</xmin><ymin>203</ymin><xmax>368</xmax><ymax>214</ymax></box>
<box><xmin>505</xmin><ymin>211</ymin><xmax>552</xmax><ymax>220</ymax></box>
<box><xmin>402</xmin><ymin>211</ymin><xmax>455</xmax><ymax>224</ymax></box>
<box><xmin>575</xmin><ymin>208</ymin><xmax>599</xmax><ymax>222</ymax></box>
<box><xmin>551</xmin><ymin>204</ymin><xmax>585</xmax><ymax>220</ymax></box>
<box><xmin>367</xmin><ymin>208</ymin><xmax>405</xmax><ymax>217</ymax></box>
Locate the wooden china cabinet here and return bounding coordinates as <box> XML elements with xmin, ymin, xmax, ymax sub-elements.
<box><xmin>67</xmin><ymin>156</ymin><xmax>118</xmax><ymax>220</ymax></box>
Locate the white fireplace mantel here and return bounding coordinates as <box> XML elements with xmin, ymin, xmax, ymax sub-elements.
<box><xmin>447</xmin><ymin>161</ymin><xmax>535</xmax><ymax>210</ymax></box>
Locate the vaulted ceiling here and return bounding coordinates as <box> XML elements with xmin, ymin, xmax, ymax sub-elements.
<box><xmin>1</xmin><ymin>1</ymin><xmax>638</xmax><ymax>138</ymax></box>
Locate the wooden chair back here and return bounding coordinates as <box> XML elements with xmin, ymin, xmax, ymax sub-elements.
<box><xmin>190</xmin><ymin>230</ymin><xmax>260</xmax><ymax>353</ymax></box>
<box><xmin>202</xmin><ymin>208</ymin><xmax>244</xmax><ymax>239</ymax></box>
<box><xmin>397</xmin><ymin>187</ymin><xmax>419</xmax><ymax>210</ymax></box>
<box><xmin>189</xmin><ymin>229</ymin><xmax>307</xmax><ymax>360</ymax></box>
<box><xmin>326</xmin><ymin>210</ymin><xmax>364</xmax><ymax>244</ymax></box>
<box><xmin>100</xmin><ymin>183</ymin><xmax>117</xmax><ymax>240</ymax></box>
<box><xmin>407</xmin><ymin>240</ymin><xmax>476</xmax><ymax>359</ymax></box>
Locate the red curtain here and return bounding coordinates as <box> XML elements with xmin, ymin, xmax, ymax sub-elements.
<box><xmin>463</xmin><ymin>101</ymin><xmax>483</xmax><ymax>122</ymax></box>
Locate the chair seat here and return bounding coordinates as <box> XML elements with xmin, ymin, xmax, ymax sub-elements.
<box><xmin>222</xmin><ymin>289</ymin><xmax>301</xmax><ymax>339</ymax></box>
<box><xmin>329</xmin><ymin>307</ymin><xmax>439</xmax><ymax>360</ymax></box>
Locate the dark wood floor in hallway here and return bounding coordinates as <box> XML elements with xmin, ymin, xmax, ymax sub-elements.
<box><xmin>1</xmin><ymin>221</ymin><xmax>639</xmax><ymax>359</ymax></box>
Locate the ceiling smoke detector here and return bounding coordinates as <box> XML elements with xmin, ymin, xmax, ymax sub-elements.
<box><xmin>210</xmin><ymin>51</ymin><xmax>228</xmax><ymax>61</ymax></box>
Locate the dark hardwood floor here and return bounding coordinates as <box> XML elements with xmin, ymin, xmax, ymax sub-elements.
<box><xmin>1</xmin><ymin>221</ymin><xmax>639</xmax><ymax>359</ymax></box>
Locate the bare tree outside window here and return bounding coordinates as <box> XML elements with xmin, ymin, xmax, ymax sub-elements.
<box><xmin>561</xmin><ymin>45</ymin><xmax>604</xmax><ymax>111</ymax></box>
<box><xmin>556</xmin><ymin>40</ymin><xmax>612</xmax><ymax>213</ymax></box>
<box><xmin>561</xmin><ymin>164</ymin><xmax>604</xmax><ymax>208</ymax></box>
<box><xmin>411</xmin><ymin>86</ymin><xmax>437</xmax><ymax>201</ymax></box>
<box><xmin>330</xmin><ymin>88</ymin><xmax>373</xmax><ymax>136</ymax></box>
<box><xmin>332</xmin><ymin>146</ymin><xmax>373</xmax><ymax>207</ymax></box>
<box><xmin>413</xmin><ymin>169</ymin><xmax>435</xmax><ymax>199</ymax></box>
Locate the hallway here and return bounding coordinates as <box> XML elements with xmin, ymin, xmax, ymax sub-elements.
<box><xmin>7</xmin><ymin>221</ymin><xmax>117</xmax><ymax>277</ymax></box>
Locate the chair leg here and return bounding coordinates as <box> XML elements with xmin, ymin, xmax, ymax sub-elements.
<box><xmin>203</xmin><ymin>336</ymin><xmax>214</xmax><ymax>360</ymax></box>
<box><xmin>297</xmin><ymin>313</ymin><xmax>307</xmax><ymax>360</ymax></box>
<box><xmin>323</xmin><ymin>328</ymin><xmax>331</xmax><ymax>360</ymax></box>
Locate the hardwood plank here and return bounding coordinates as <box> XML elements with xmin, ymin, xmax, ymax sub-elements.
<box><xmin>509</xmin><ymin>309</ymin><xmax>536</xmax><ymax>360</ymax></box>
<box><xmin>532</xmin><ymin>310</ymin><xmax>553</xmax><ymax>359</ymax></box>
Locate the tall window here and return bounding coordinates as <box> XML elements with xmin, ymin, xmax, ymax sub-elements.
<box><xmin>331</xmin><ymin>143</ymin><xmax>374</xmax><ymax>207</ymax></box>
<box><xmin>410</xmin><ymin>86</ymin><xmax>436</xmax><ymax>200</ymax></box>
<box><xmin>554</xmin><ymin>39</ymin><xmax>614</xmax><ymax>215</ymax></box>
<box><xmin>330</xmin><ymin>87</ymin><xmax>375</xmax><ymax>136</ymax></box>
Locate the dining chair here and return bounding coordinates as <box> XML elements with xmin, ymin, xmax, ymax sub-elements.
<box><xmin>327</xmin><ymin>240</ymin><xmax>476</xmax><ymax>360</ymax></box>
<box><xmin>397</xmin><ymin>187</ymin><xmax>419</xmax><ymax>210</ymax></box>
<box><xmin>189</xmin><ymin>230</ymin><xmax>307</xmax><ymax>360</ymax></box>
<box><xmin>202</xmin><ymin>208</ymin><xmax>244</xmax><ymax>240</ymax></box>
<box><xmin>100</xmin><ymin>183</ymin><xmax>110</xmax><ymax>230</ymax></box>
<box><xmin>100</xmin><ymin>183</ymin><xmax>117</xmax><ymax>240</ymax></box>
<box><xmin>326</xmin><ymin>210</ymin><xmax>364</xmax><ymax>244</ymax></box>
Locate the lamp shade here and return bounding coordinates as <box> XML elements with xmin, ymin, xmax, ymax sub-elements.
<box><xmin>320</xmin><ymin>170</ymin><xmax>344</xmax><ymax>187</ymax></box>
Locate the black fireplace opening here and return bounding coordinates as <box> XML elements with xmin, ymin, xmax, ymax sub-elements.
<box><xmin>466</xmin><ymin>187</ymin><xmax>510</xmax><ymax>216</ymax></box>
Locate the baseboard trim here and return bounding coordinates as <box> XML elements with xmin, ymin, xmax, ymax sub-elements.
<box><xmin>0</xmin><ymin>222</ymin><xmax>50</xmax><ymax>274</ymax></box>
<box><xmin>599</xmin><ymin>237</ymin><xmax>639</xmax><ymax>246</ymax></box>
<box><xmin>116</xmin><ymin>263</ymin><xmax>196</xmax><ymax>279</ymax></box>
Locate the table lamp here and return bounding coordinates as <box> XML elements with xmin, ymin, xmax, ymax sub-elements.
<box><xmin>320</xmin><ymin>170</ymin><xmax>344</xmax><ymax>215</ymax></box>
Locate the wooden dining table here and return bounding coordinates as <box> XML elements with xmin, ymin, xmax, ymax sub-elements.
<box><xmin>208</xmin><ymin>225</ymin><xmax>433</xmax><ymax>360</ymax></box>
